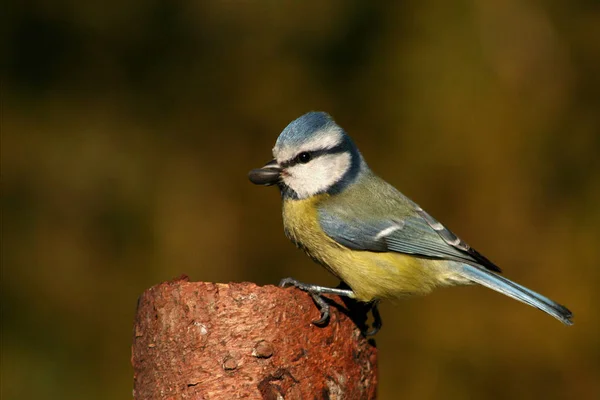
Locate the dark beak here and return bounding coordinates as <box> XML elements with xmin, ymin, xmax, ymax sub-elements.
<box><xmin>248</xmin><ymin>159</ymin><xmax>282</xmax><ymax>186</ymax></box>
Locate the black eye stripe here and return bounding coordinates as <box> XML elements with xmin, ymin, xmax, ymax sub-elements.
<box><xmin>281</xmin><ymin>143</ymin><xmax>347</xmax><ymax>168</ymax></box>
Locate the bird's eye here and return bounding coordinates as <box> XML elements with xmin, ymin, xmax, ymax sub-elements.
<box><xmin>297</xmin><ymin>152</ymin><xmax>312</xmax><ymax>164</ymax></box>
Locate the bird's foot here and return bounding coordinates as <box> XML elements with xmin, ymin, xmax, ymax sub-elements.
<box><xmin>279</xmin><ymin>277</ymin><xmax>355</xmax><ymax>326</ymax></box>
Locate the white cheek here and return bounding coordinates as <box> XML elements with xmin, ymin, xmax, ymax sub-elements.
<box><xmin>283</xmin><ymin>153</ymin><xmax>351</xmax><ymax>198</ymax></box>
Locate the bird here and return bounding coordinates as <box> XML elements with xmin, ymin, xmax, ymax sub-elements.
<box><xmin>248</xmin><ymin>111</ymin><xmax>573</xmax><ymax>332</ymax></box>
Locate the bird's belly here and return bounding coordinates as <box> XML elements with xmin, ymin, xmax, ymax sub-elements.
<box><xmin>282</xmin><ymin>197</ymin><xmax>467</xmax><ymax>302</ymax></box>
<box><xmin>318</xmin><ymin>249</ymin><xmax>451</xmax><ymax>301</ymax></box>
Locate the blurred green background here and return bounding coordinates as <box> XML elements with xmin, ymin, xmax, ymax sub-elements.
<box><xmin>2</xmin><ymin>1</ymin><xmax>599</xmax><ymax>399</ymax></box>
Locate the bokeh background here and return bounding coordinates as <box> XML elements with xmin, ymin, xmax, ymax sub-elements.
<box><xmin>3</xmin><ymin>1</ymin><xmax>599</xmax><ymax>399</ymax></box>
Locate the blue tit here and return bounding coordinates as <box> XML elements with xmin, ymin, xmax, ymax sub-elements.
<box><xmin>249</xmin><ymin>111</ymin><xmax>573</xmax><ymax>331</ymax></box>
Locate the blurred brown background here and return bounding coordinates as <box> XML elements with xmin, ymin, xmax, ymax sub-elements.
<box><xmin>2</xmin><ymin>1</ymin><xmax>599</xmax><ymax>399</ymax></box>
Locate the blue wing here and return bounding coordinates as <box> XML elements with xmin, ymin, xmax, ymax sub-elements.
<box><xmin>318</xmin><ymin>199</ymin><xmax>501</xmax><ymax>273</ymax></box>
<box><xmin>316</xmin><ymin>174</ymin><xmax>577</xmax><ymax>324</ymax></box>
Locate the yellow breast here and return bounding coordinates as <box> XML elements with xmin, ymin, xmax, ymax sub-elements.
<box><xmin>282</xmin><ymin>196</ymin><xmax>455</xmax><ymax>302</ymax></box>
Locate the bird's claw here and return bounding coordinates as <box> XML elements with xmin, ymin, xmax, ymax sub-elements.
<box><xmin>309</xmin><ymin>292</ymin><xmax>330</xmax><ymax>325</ymax></box>
<box><xmin>279</xmin><ymin>277</ymin><xmax>331</xmax><ymax>325</ymax></box>
<box><xmin>279</xmin><ymin>277</ymin><xmax>301</xmax><ymax>288</ymax></box>
<box><xmin>278</xmin><ymin>277</ymin><xmax>382</xmax><ymax>333</ymax></box>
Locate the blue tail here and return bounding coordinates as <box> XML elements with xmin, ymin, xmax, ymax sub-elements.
<box><xmin>458</xmin><ymin>264</ymin><xmax>573</xmax><ymax>325</ymax></box>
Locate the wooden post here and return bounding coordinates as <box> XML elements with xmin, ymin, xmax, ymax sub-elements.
<box><xmin>132</xmin><ymin>276</ymin><xmax>378</xmax><ymax>399</ymax></box>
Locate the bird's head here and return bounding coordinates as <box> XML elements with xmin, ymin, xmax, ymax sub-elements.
<box><xmin>249</xmin><ymin>112</ymin><xmax>366</xmax><ymax>199</ymax></box>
